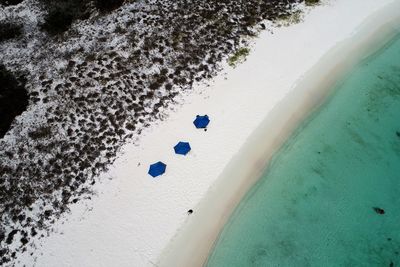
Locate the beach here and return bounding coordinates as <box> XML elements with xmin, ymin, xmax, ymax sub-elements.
<box><xmin>16</xmin><ymin>0</ymin><xmax>400</xmax><ymax>266</ymax></box>
<box><xmin>206</xmin><ymin>28</ymin><xmax>400</xmax><ymax>266</ymax></box>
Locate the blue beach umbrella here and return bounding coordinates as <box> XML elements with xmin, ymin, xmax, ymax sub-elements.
<box><xmin>148</xmin><ymin>161</ymin><xmax>167</xmax><ymax>177</ymax></box>
<box><xmin>174</xmin><ymin>141</ymin><xmax>191</xmax><ymax>155</ymax></box>
<box><xmin>193</xmin><ymin>115</ymin><xmax>210</xmax><ymax>128</ymax></box>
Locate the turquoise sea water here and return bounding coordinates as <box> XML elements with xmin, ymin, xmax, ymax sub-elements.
<box><xmin>207</xmin><ymin>33</ymin><xmax>400</xmax><ymax>266</ymax></box>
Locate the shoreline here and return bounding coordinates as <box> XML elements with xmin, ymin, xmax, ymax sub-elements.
<box><xmin>158</xmin><ymin>1</ymin><xmax>400</xmax><ymax>266</ymax></box>
<box><xmin>17</xmin><ymin>0</ymin><xmax>400</xmax><ymax>266</ymax></box>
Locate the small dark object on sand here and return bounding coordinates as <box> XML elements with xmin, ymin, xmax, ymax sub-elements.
<box><xmin>373</xmin><ymin>207</ymin><xmax>385</xmax><ymax>215</ymax></box>
<box><xmin>396</xmin><ymin>131</ymin><xmax>400</xmax><ymax>138</ymax></box>
<box><xmin>204</xmin><ymin>128</ymin><xmax>207</xmax><ymax>132</ymax></box>
<box><xmin>188</xmin><ymin>209</ymin><xmax>193</xmax><ymax>215</ymax></box>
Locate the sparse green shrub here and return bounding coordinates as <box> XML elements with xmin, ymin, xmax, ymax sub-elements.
<box><xmin>228</xmin><ymin>47</ymin><xmax>250</xmax><ymax>67</ymax></box>
<box><xmin>305</xmin><ymin>0</ymin><xmax>320</xmax><ymax>6</ymax></box>
<box><xmin>275</xmin><ymin>10</ymin><xmax>303</xmax><ymax>27</ymax></box>
<box><xmin>0</xmin><ymin>22</ymin><xmax>23</xmax><ymax>42</ymax></box>
<box><xmin>28</xmin><ymin>126</ymin><xmax>52</xmax><ymax>140</ymax></box>
<box><xmin>114</xmin><ymin>25</ymin><xmax>127</xmax><ymax>34</ymax></box>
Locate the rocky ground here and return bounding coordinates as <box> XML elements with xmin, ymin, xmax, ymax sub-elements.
<box><xmin>0</xmin><ymin>0</ymin><xmax>316</xmax><ymax>264</ymax></box>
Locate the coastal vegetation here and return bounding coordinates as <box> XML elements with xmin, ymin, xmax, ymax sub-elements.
<box><xmin>0</xmin><ymin>0</ymin><xmax>23</xmax><ymax>6</ymax></box>
<box><xmin>0</xmin><ymin>22</ymin><xmax>23</xmax><ymax>42</ymax></box>
<box><xmin>40</xmin><ymin>0</ymin><xmax>125</xmax><ymax>35</ymax></box>
<box><xmin>0</xmin><ymin>65</ymin><xmax>28</xmax><ymax>138</ymax></box>
<box><xmin>275</xmin><ymin>10</ymin><xmax>303</xmax><ymax>27</ymax></box>
<box><xmin>94</xmin><ymin>0</ymin><xmax>125</xmax><ymax>12</ymax></box>
<box><xmin>305</xmin><ymin>0</ymin><xmax>320</xmax><ymax>6</ymax></box>
<box><xmin>228</xmin><ymin>48</ymin><xmax>251</xmax><ymax>67</ymax></box>
<box><xmin>40</xmin><ymin>0</ymin><xmax>90</xmax><ymax>35</ymax></box>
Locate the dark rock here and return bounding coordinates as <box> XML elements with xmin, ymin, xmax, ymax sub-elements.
<box><xmin>373</xmin><ymin>207</ymin><xmax>385</xmax><ymax>215</ymax></box>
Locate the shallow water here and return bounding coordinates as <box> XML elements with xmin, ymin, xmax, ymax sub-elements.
<box><xmin>207</xmin><ymin>33</ymin><xmax>400</xmax><ymax>266</ymax></box>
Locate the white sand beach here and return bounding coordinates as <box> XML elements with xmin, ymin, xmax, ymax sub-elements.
<box><xmin>17</xmin><ymin>0</ymin><xmax>400</xmax><ymax>266</ymax></box>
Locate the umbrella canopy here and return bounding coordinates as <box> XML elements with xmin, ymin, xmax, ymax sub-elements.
<box><xmin>174</xmin><ymin>141</ymin><xmax>191</xmax><ymax>155</ymax></box>
<box><xmin>148</xmin><ymin>161</ymin><xmax>166</xmax><ymax>177</ymax></box>
<box><xmin>193</xmin><ymin>115</ymin><xmax>210</xmax><ymax>128</ymax></box>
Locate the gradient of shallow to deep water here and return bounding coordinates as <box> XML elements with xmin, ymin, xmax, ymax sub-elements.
<box><xmin>207</xmin><ymin>34</ymin><xmax>400</xmax><ymax>267</ymax></box>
